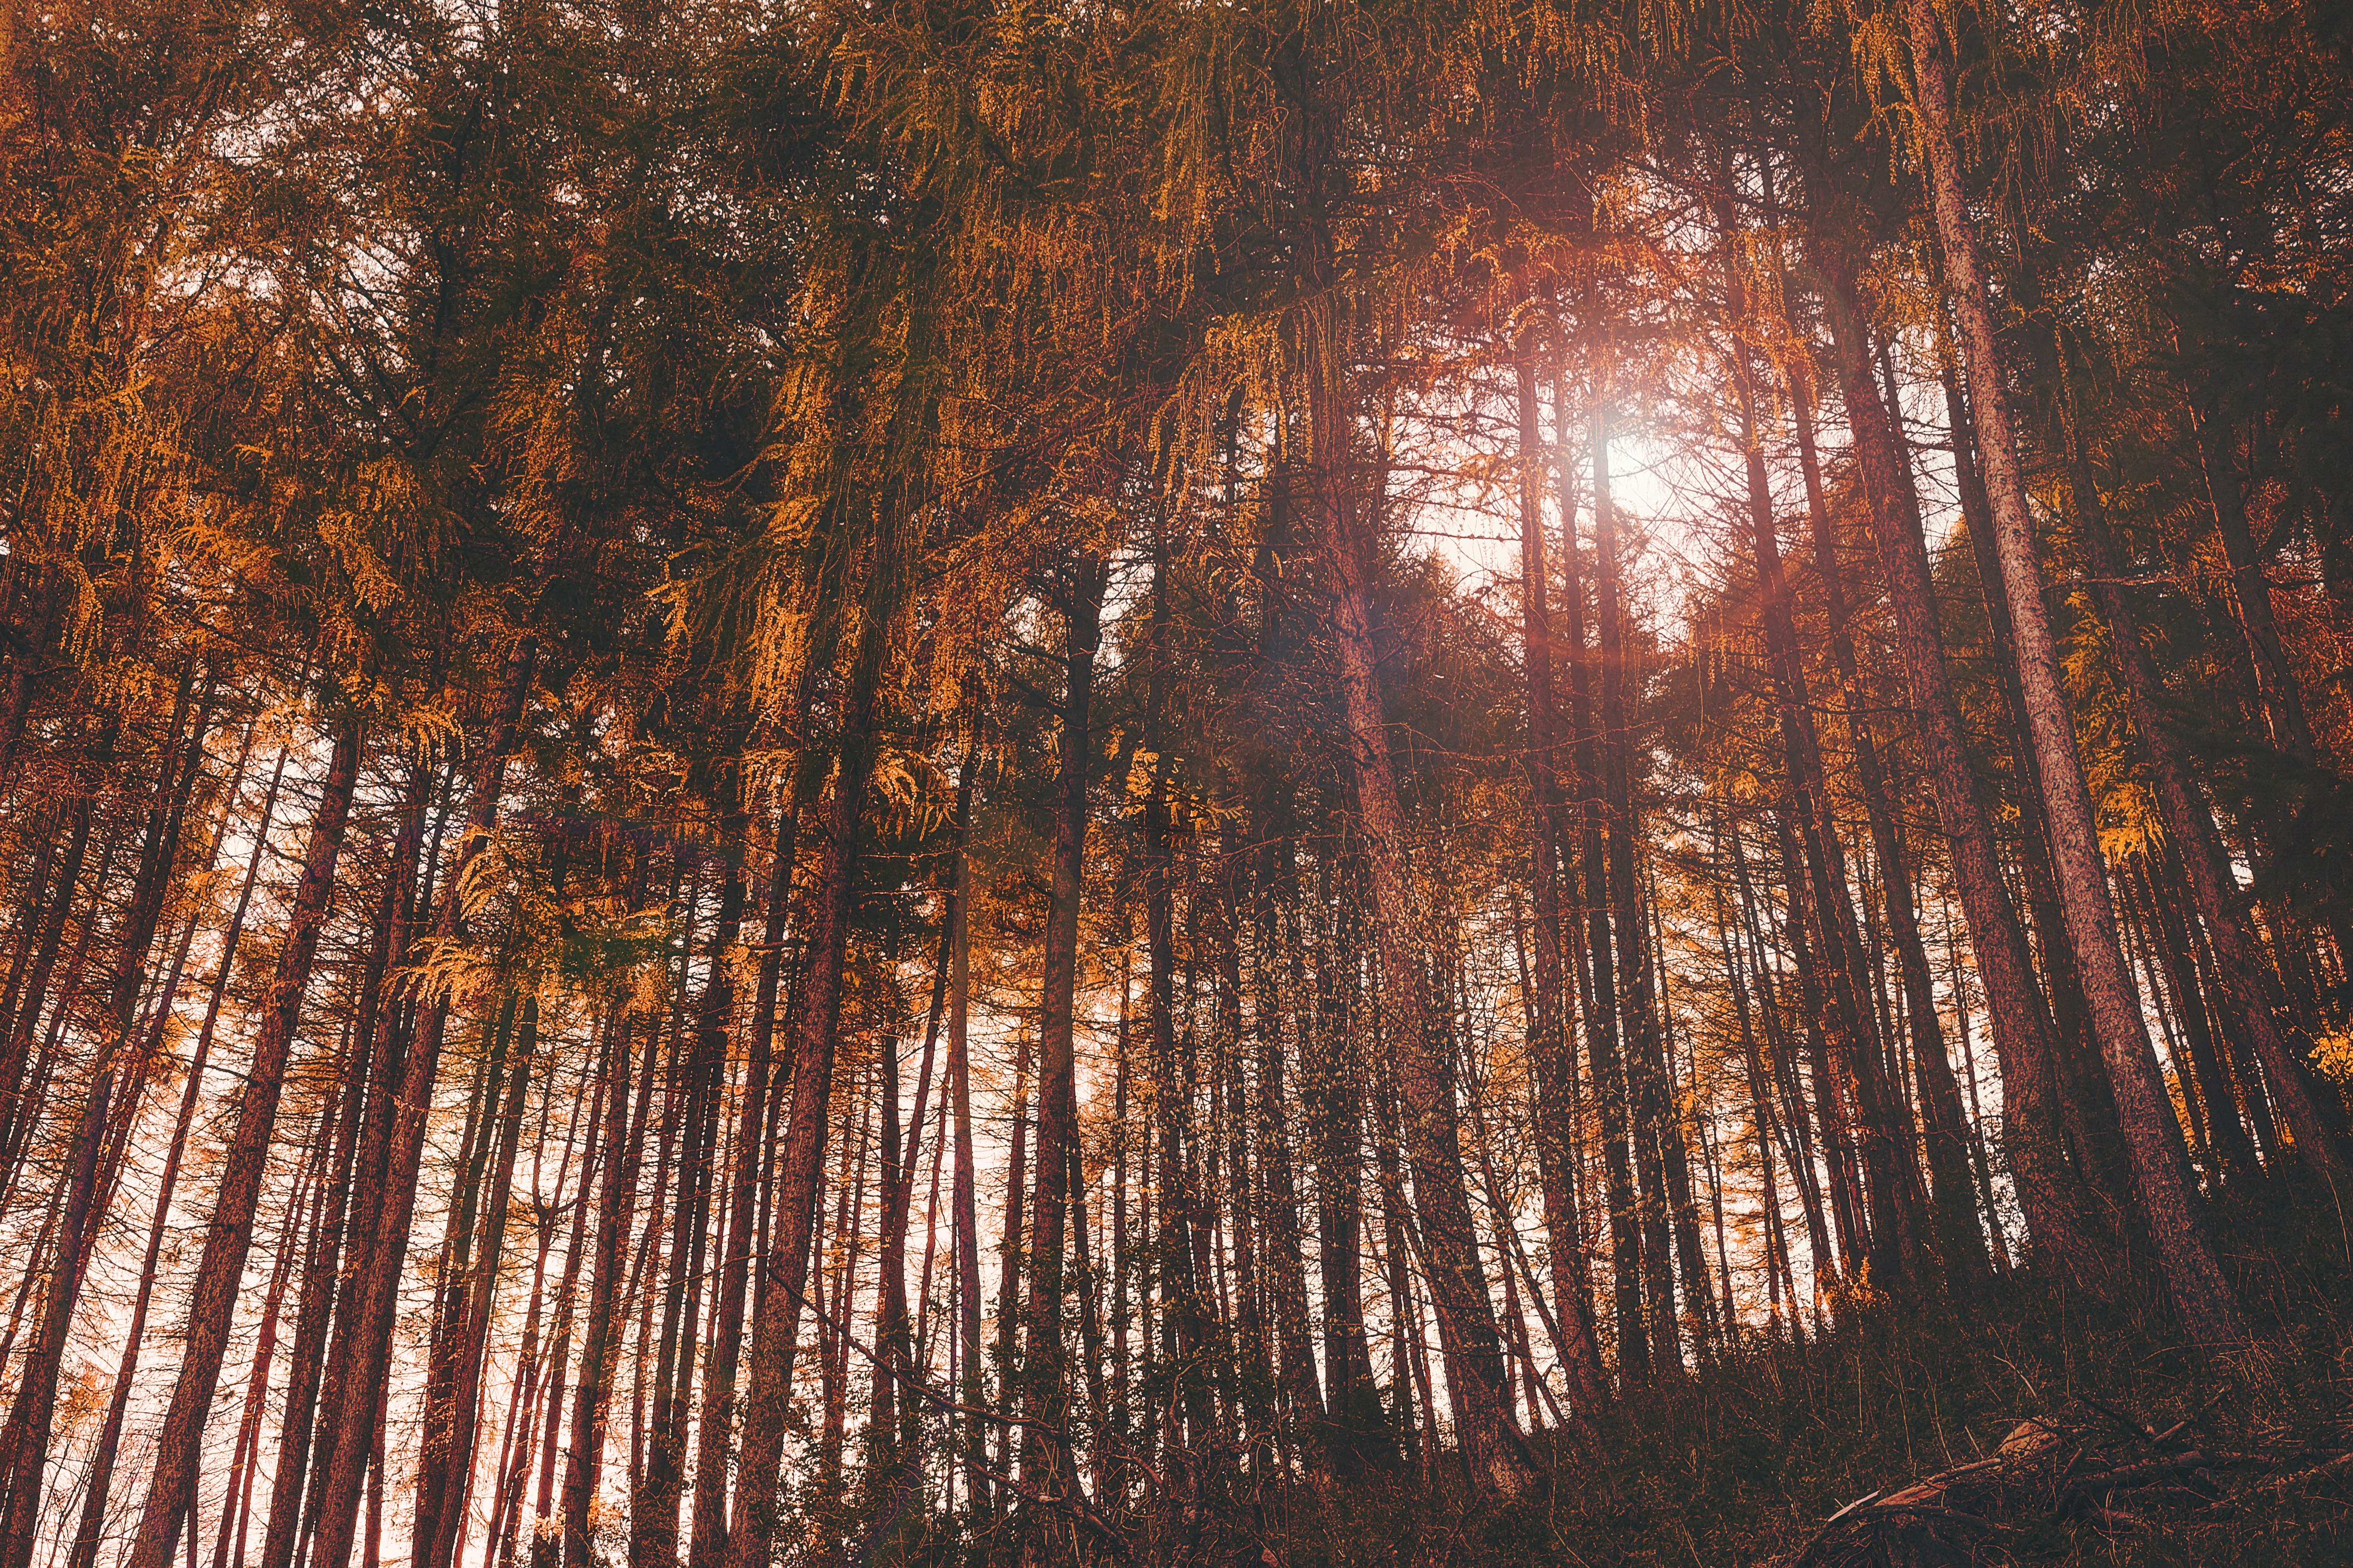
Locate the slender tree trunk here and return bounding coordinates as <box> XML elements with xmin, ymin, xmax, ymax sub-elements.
<box><xmin>1904</xmin><ymin>0</ymin><xmax>2247</xmax><ymax>1346</ymax></box>
<box><xmin>1514</xmin><ymin>351</ymin><xmax>1610</xmax><ymax>1410</ymax></box>
<box><xmin>1307</xmin><ymin>860</ymin><xmax>1382</xmax><ymax>1463</ymax></box>
<box><xmin>515</xmin><ymin>1040</ymin><xmax>603</xmax><ymax>1568</ymax></box>
<box><xmin>1798</xmin><ymin>180</ymin><xmax>2101</xmax><ymax>1275</ymax></box>
<box><xmin>0</xmin><ymin>795</ymin><xmax>97</xmax><ymax>1200</ymax></box>
<box><xmin>1769</xmin><ymin>576</ymin><xmax>1954</xmax><ymax>1280</ymax></box>
<box><xmin>268</xmin><ymin>751</ymin><xmax>436</xmax><ymax>1568</ymax></box>
<box><xmin>1304</xmin><ymin>289</ymin><xmax>1530</xmax><ymax>1496</ymax></box>
<box><xmin>2060</xmin><ymin>378</ymin><xmax>2353</xmax><ymax>1198</ymax></box>
<box><xmin>1591</xmin><ymin>402</ymin><xmax>1687</xmax><ymax>1378</ymax></box>
<box><xmin>2189</xmin><ymin>396</ymin><xmax>2317</xmax><ymax>769</ymax></box>
<box><xmin>995</xmin><ymin>1021</ymin><xmax>1032</xmax><ymax>1460</ymax></box>
<box><xmin>719</xmin><ymin>565</ymin><xmax>892</xmax><ymax>1568</ymax></box>
<box><xmin>685</xmin><ymin>769</ymin><xmax>807</xmax><ymax>1568</ymax></box>
<box><xmin>1020</xmin><ymin>554</ymin><xmax>1106</xmax><ymax>1492</ymax></box>
<box><xmin>67</xmin><ymin>734</ymin><xmax>284</xmax><ymax>1568</ymax></box>
<box><xmin>128</xmin><ymin>703</ymin><xmax>361</xmax><ymax>1568</ymax></box>
<box><xmin>946</xmin><ymin>761</ymin><xmax>988</xmax><ymax>1517</ymax></box>
<box><xmin>5</xmin><ymin>683</ymin><xmax>210</xmax><ymax>1568</ymax></box>
<box><xmin>560</xmin><ymin>997</ymin><xmax>644</xmax><ymax>1568</ymax></box>
<box><xmin>1715</xmin><ymin>237</ymin><xmax>1938</xmax><ymax>1282</ymax></box>
<box><xmin>1251</xmin><ymin>836</ymin><xmax>1326</xmax><ymax>1447</ymax></box>
<box><xmin>430</xmin><ymin>996</ymin><xmax>539</xmax><ymax>1568</ymax></box>
<box><xmin>1549</xmin><ymin>371</ymin><xmax>1646</xmax><ymax>1384</ymax></box>
<box><xmin>1934</xmin><ymin>342</ymin><xmax>2133</xmax><ymax>1209</ymax></box>
<box><xmin>871</xmin><ymin>859</ymin><xmax>947</xmax><ymax>1447</ymax></box>
<box><xmin>636</xmin><ymin>818</ymin><xmax>735</xmax><ymax>1568</ymax></box>
<box><xmin>214</xmin><ymin>1142</ymin><xmax>319</xmax><ymax>1568</ymax></box>
<box><xmin>1944</xmin><ymin>917</ymin><xmax>2015</xmax><ymax>1273</ymax></box>
<box><xmin>309</xmin><ymin>639</ymin><xmax>539</xmax><ymax>1568</ymax></box>
<box><xmin>1730</xmin><ymin>827</ymin><xmax>1834</xmax><ymax>1300</ymax></box>
<box><xmin>1142</xmin><ymin>555</ymin><xmax>1212</xmax><ymax>1475</ymax></box>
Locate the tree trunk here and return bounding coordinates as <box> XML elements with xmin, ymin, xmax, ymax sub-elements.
<box><xmin>2189</xmin><ymin>396</ymin><xmax>2317</xmax><ymax>769</ymax></box>
<box><xmin>1549</xmin><ymin>368</ymin><xmax>1647</xmax><ymax>1385</ymax></box>
<box><xmin>258</xmin><ymin>751</ymin><xmax>428</xmax><ymax>1568</ymax></box>
<box><xmin>1903</xmin><ymin>0</ymin><xmax>2246</xmax><ymax>1347</ymax></box>
<box><xmin>1513</xmin><ymin>350</ymin><xmax>1611</xmax><ymax>1410</ymax></box>
<box><xmin>3</xmin><ymin>684</ymin><xmax>207</xmax><ymax>1568</ymax></box>
<box><xmin>1020</xmin><ymin>553</ymin><xmax>1106</xmax><ymax>1492</ymax></box>
<box><xmin>67</xmin><ymin>735</ymin><xmax>281</xmax><ymax>1568</ymax></box>
<box><xmin>718</xmin><ymin>562</ymin><xmax>892</xmax><ymax>1568</ymax></box>
<box><xmin>1591</xmin><ymin>403</ymin><xmax>1684</xmax><ymax>1377</ymax></box>
<box><xmin>1305</xmin><ymin>264</ymin><xmax>1530</xmax><ymax>1494</ymax></box>
<box><xmin>1714</xmin><ymin>224</ymin><xmax>1940</xmax><ymax>1283</ymax></box>
<box><xmin>946</xmin><ymin>760</ymin><xmax>988</xmax><ymax>1517</ymax></box>
<box><xmin>129</xmin><ymin>705</ymin><xmax>362</xmax><ymax>1568</ymax></box>
<box><xmin>2059</xmin><ymin>374</ymin><xmax>2353</xmax><ymax>1199</ymax></box>
<box><xmin>1798</xmin><ymin>180</ymin><xmax>2101</xmax><ymax>1275</ymax></box>
<box><xmin>560</xmin><ymin>999</ymin><xmax>646</xmax><ymax>1568</ymax></box>
<box><xmin>308</xmin><ymin>638</ymin><xmax>539</xmax><ymax>1568</ymax></box>
<box><xmin>1251</xmin><ymin>836</ymin><xmax>1327</xmax><ymax>1448</ymax></box>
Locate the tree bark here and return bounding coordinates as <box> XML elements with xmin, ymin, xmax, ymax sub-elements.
<box><xmin>1903</xmin><ymin>0</ymin><xmax>2246</xmax><ymax>1347</ymax></box>
<box><xmin>1513</xmin><ymin>350</ymin><xmax>1611</xmax><ymax>1409</ymax></box>
<box><xmin>130</xmin><ymin>705</ymin><xmax>364</xmax><ymax>1568</ymax></box>
<box><xmin>308</xmin><ymin>637</ymin><xmax>539</xmax><ymax>1568</ymax></box>
<box><xmin>1303</xmin><ymin>263</ymin><xmax>1531</xmax><ymax>1493</ymax></box>
<box><xmin>1549</xmin><ymin>368</ymin><xmax>1647</xmax><ymax>1384</ymax></box>
<box><xmin>2059</xmin><ymin>377</ymin><xmax>2353</xmax><ymax>1200</ymax></box>
<box><xmin>3</xmin><ymin>684</ymin><xmax>205</xmax><ymax>1568</ymax></box>
<box><xmin>1020</xmin><ymin>553</ymin><xmax>1107</xmax><ymax>1492</ymax></box>
<box><xmin>1798</xmin><ymin>183</ymin><xmax>2101</xmax><ymax>1276</ymax></box>
<box><xmin>718</xmin><ymin>561</ymin><xmax>892</xmax><ymax>1568</ymax></box>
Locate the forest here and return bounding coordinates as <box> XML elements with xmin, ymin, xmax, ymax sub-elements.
<box><xmin>4</xmin><ymin>0</ymin><xmax>2353</xmax><ymax>1563</ymax></box>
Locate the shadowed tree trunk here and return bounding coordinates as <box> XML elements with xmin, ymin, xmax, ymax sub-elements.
<box><xmin>1550</xmin><ymin>365</ymin><xmax>1647</xmax><ymax>1385</ymax></box>
<box><xmin>1799</xmin><ymin>173</ymin><xmax>2102</xmax><ymax>1277</ymax></box>
<box><xmin>1514</xmin><ymin>348</ymin><xmax>1610</xmax><ymax>1410</ymax></box>
<box><xmin>1903</xmin><ymin>0</ymin><xmax>2246</xmax><ymax>1348</ymax></box>
<box><xmin>1301</xmin><ymin>204</ymin><xmax>1533</xmax><ymax>1493</ymax></box>
<box><xmin>307</xmin><ymin>636</ymin><xmax>539</xmax><ymax>1568</ymax></box>
<box><xmin>129</xmin><ymin>704</ymin><xmax>365</xmax><ymax>1568</ymax></box>
<box><xmin>1020</xmin><ymin>552</ymin><xmax>1107</xmax><ymax>1495</ymax></box>
<box><xmin>3</xmin><ymin>678</ymin><xmax>208</xmax><ymax>1568</ymax></box>
<box><xmin>2054</xmin><ymin>354</ymin><xmax>2353</xmax><ymax>1201</ymax></box>
<box><xmin>719</xmin><ymin>523</ymin><xmax>897</xmax><ymax>1568</ymax></box>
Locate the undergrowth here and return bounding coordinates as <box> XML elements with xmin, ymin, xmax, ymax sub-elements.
<box><xmin>1243</xmin><ymin>1174</ymin><xmax>2353</xmax><ymax>1567</ymax></box>
<box><xmin>879</xmin><ymin>1174</ymin><xmax>2353</xmax><ymax>1566</ymax></box>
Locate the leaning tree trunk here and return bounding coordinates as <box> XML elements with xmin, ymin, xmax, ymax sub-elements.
<box><xmin>1513</xmin><ymin>348</ymin><xmax>1611</xmax><ymax>1410</ymax></box>
<box><xmin>1786</xmin><ymin>357</ymin><xmax>1985</xmax><ymax>1278</ymax></box>
<box><xmin>1903</xmin><ymin>0</ymin><xmax>2246</xmax><ymax>1348</ymax></box>
<box><xmin>307</xmin><ymin>637</ymin><xmax>540</xmax><ymax>1568</ymax></box>
<box><xmin>1020</xmin><ymin>553</ymin><xmax>1107</xmax><ymax>1494</ymax></box>
<box><xmin>1302</xmin><ymin>248</ymin><xmax>1530</xmax><ymax>1493</ymax></box>
<box><xmin>2</xmin><ymin>685</ymin><xmax>204</xmax><ymax>1568</ymax></box>
<box><xmin>1714</xmin><ymin>213</ymin><xmax>1939</xmax><ymax>1284</ymax></box>
<box><xmin>719</xmin><ymin>550</ymin><xmax>893</xmax><ymax>1568</ymax></box>
<box><xmin>1798</xmin><ymin>177</ymin><xmax>2103</xmax><ymax>1278</ymax></box>
<box><xmin>66</xmin><ymin>730</ymin><xmax>274</xmax><ymax>1568</ymax></box>
<box><xmin>128</xmin><ymin>708</ymin><xmax>363</xmax><ymax>1568</ymax></box>
<box><xmin>2058</xmin><ymin>369</ymin><xmax>2353</xmax><ymax>1201</ymax></box>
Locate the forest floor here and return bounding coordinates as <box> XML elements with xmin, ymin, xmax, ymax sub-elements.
<box><xmin>1227</xmin><ymin>1177</ymin><xmax>2353</xmax><ymax>1568</ymax></box>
